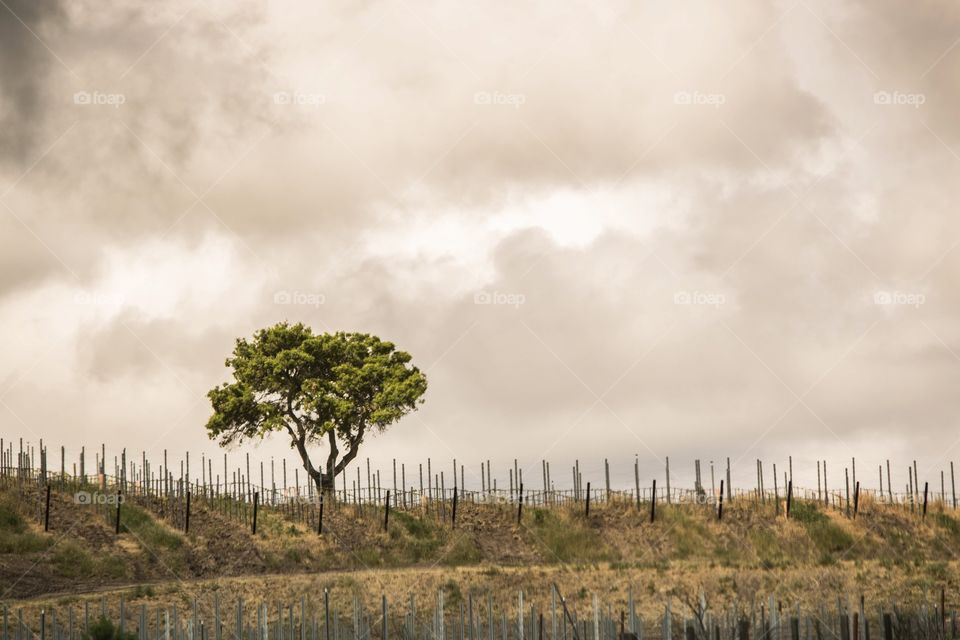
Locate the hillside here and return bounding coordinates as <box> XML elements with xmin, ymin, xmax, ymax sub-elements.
<box><xmin>2</xmin><ymin>481</ymin><xmax>959</xmax><ymax>604</ymax></box>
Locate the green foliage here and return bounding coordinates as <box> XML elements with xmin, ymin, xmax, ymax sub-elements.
<box><xmin>51</xmin><ymin>543</ymin><xmax>95</xmax><ymax>578</ymax></box>
<box><xmin>82</xmin><ymin>616</ymin><xmax>138</xmax><ymax>640</ymax></box>
<box><xmin>525</xmin><ymin>509</ymin><xmax>613</xmax><ymax>563</ymax></box>
<box><xmin>0</xmin><ymin>497</ymin><xmax>51</xmax><ymax>553</ymax></box>
<box><xmin>659</xmin><ymin>506</ymin><xmax>710</xmax><ymax>560</ymax></box>
<box><xmin>52</xmin><ymin>543</ymin><xmax>127</xmax><ymax>580</ymax></box>
<box><xmin>788</xmin><ymin>500</ymin><xmax>826</xmax><ymax>524</ymax></box>
<box><xmin>119</xmin><ymin>504</ymin><xmax>183</xmax><ymax>550</ymax></box>
<box><xmin>439</xmin><ymin>535</ymin><xmax>482</xmax><ymax>566</ymax></box>
<box><xmin>207</xmin><ymin>324</ymin><xmax>427</xmax><ymax>491</ymax></box>
<box><xmin>395</xmin><ymin>511</ymin><xmax>433</xmax><ymax>539</ymax></box>
<box><xmin>130</xmin><ymin>585</ymin><xmax>156</xmax><ymax>599</ymax></box>
<box><xmin>442</xmin><ymin>580</ymin><xmax>463</xmax><ymax>608</ymax></box>
<box><xmin>793</xmin><ymin>509</ymin><xmax>854</xmax><ymax>557</ymax></box>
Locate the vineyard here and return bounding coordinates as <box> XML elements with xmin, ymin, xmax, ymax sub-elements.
<box><xmin>2</xmin><ymin>439</ymin><xmax>960</xmax><ymax>640</ymax></box>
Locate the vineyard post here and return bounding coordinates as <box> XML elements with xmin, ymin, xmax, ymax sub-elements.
<box><xmin>114</xmin><ymin>491</ymin><xmax>122</xmax><ymax>534</ymax></box>
<box><xmin>886</xmin><ymin>459</ymin><xmax>892</xmax><ymax>503</ymax></box>
<box><xmin>923</xmin><ymin>482</ymin><xmax>929</xmax><ymax>519</ymax></box>
<box><xmin>773</xmin><ymin>464</ymin><xmax>779</xmax><ymax>516</ymax></box>
<box><xmin>845</xmin><ymin>468</ymin><xmax>850</xmax><ymax>518</ymax></box>
<box><xmin>585</xmin><ymin>482</ymin><xmax>591</xmax><ymax>517</ymax></box>
<box><xmin>324</xmin><ymin>589</ymin><xmax>330</xmax><ymax>640</ymax></box>
<box><xmin>650</xmin><ymin>479</ymin><xmax>656</xmax><ymax>523</ymax></box>
<box><xmin>552</xmin><ymin>584</ymin><xmax>581</xmax><ymax>640</ymax></box>
<box><xmin>853</xmin><ymin>482</ymin><xmax>859</xmax><ymax>519</ymax></box>
<box><xmin>318</xmin><ymin>492</ymin><xmax>323</xmax><ymax>535</ymax></box>
<box><xmin>823</xmin><ymin>460</ymin><xmax>828</xmax><ymax>507</ymax></box>
<box><xmin>726</xmin><ymin>457</ymin><xmax>732</xmax><ymax>501</ymax></box>
<box><xmin>604</xmin><ymin>459</ymin><xmax>610</xmax><ymax>502</ymax></box>
<box><xmin>382</xmin><ymin>595</ymin><xmax>388</xmax><ymax>640</ymax></box>
<box><xmin>634</xmin><ymin>457</ymin><xmax>640</xmax><ymax>510</ymax></box>
<box><xmin>517</xmin><ymin>483</ymin><xmax>524</xmax><ymax>525</ymax></box>
<box><xmin>718</xmin><ymin>480</ymin><xmax>724</xmax><ymax>521</ymax></box>
<box><xmin>665</xmin><ymin>457</ymin><xmax>671</xmax><ymax>504</ymax></box>
<box><xmin>817</xmin><ymin>461</ymin><xmax>822</xmax><ymax>503</ymax></box>
<box><xmin>879</xmin><ymin>465</ymin><xmax>884</xmax><ymax>501</ymax></box>
<box><xmin>786</xmin><ymin>481</ymin><xmax>792</xmax><ymax>519</ymax></box>
<box><xmin>452</xmin><ymin>487</ymin><xmax>458</xmax><ymax>529</ymax></box>
<box><xmin>384</xmin><ymin>490</ymin><xmax>390</xmax><ymax>532</ymax></box>
<box><xmin>952</xmin><ymin>462</ymin><xmax>957</xmax><ymax>510</ymax></box>
<box><xmin>185</xmin><ymin>490</ymin><xmax>191</xmax><ymax>533</ymax></box>
<box><xmin>252</xmin><ymin>491</ymin><xmax>259</xmax><ymax>534</ymax></box>
<box><xmin>44</xmin><ymin>484</ymin><xmax>51</xmax><ymax>532</ymax></box>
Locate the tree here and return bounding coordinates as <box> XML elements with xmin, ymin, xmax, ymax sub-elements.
<box><xmin>206</xmin><ymin>323</ymin><xmax>427</xmax><ymax>495</ymax></box>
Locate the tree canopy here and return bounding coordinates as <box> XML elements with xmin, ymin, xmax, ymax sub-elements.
<box><xmin>206</xmin><ymin>323</ymin><xmax>427</xmax><ymax>493</ymax></box>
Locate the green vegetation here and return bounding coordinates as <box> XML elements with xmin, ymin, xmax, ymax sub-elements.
<box><xmin>206</xmin><ymin>324</ymin><xmax>428</xmax><ymax>495</ymax></box>
<box><xmin>659</xmin><ymin>506</ymin><xmax>711</xmax><ymax>560</ymax></box>
<box><xmin>789</xmin><ymin>500</ymin><xmax>855</xmax><ymax>557</ymax></box>
<box><xmin>51</xmin><ymin>542</ymin><xmax>126</xmax><ymax>579</ymax></box>
<box><xmin>0</xmin><ymin>495</ymin><xmax>51</xmax><ymax>553</ymax></box>
<box><xmin>82</xmin><ymin>616</ymin><xmax>138</xmax><ymax>640</ymax></box>
<box><xmin>524</xmin><ymin>508</ymin><xmax>614</xmax><ymax>563</ymax></box>
<box><xmin>119</xmin><ymin>503</ymin><xmax>184</xmax><ymax>551</ymax></box>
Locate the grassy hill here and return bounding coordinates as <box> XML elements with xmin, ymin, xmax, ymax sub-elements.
<box><xmin>2</xmin><ymin>482</ymin><xmax>959</xmax><ymax>606</ymax></box>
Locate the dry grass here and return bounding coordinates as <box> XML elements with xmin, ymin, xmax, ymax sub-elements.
<box><xmin>3</xmin><ymin>484</ymin><xmax>960</xmax><ymax>603</ymax></box>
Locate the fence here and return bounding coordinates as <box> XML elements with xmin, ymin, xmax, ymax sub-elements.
<box><xmin>0</xmin><ymin>585</ymin><xmax>957</xmax><ymax>640</ymax></box>
<box><xmin>1</xmin><ymin>437</ymin><xmax>958</xmax><ymax>535</ymax></box>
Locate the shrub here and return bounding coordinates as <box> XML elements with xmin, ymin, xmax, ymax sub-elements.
<box><xmin>82</xmin><ymin>617</ymin><xmax>138</xmax><ymax>640</ymax></box>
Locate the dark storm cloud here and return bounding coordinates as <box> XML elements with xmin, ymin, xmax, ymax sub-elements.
<box><xmin>0</xmin><ymin>0</ymin><xmax>65</xmax><ymax>163</ymax></box>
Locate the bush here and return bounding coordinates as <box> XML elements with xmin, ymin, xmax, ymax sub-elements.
<box><xmin>82</xmin><ymin>617</ymin><xmax>138</xmax><ymax>640</ymax></box>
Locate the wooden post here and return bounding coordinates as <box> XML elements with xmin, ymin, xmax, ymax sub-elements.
<box><xmin>585</xmin><ymin>482</ymin><xmax>591</xmax><ymax>517</ymax></box>
<box><xmin>718</xmin><ymin>480</ymin><xmax>724</xmax><ymax>521</ymax></box>
<box><xmin>923</xmin><ymin>482</ymin><xmax>929</xmax><ymax>518</ymax></box>
<box><xmin>44</xmin><ymin>484</ymin><xmax>51</xmax><ymax>532</ymax></box>
<box><xmin>726</xmin><ymin>457</ymin><xmax>732</xmax><ymax>501</ymax></box>
<box><xmin>853</xmin><ymin>482</ymin><xmax>859</xmax><ymax>519</ymax></box>
<box><xmin>952</xmin><ymin>462</ymin><xmax>957</xmax><ymax>510</ymax></box>
<box><xmin>650</xmin><ymin>479</ymin><xmax>656</xmax><ymax>523</ymax></box>
<box><xmin>384</xmin><ymin>490</ymin><xmax>391</xmax><ymax>532</ymax></box>
<box><xmin>517</xmin><ymin>483</ymin><xmax>523</xmax><ymax>525</ymax></box>
<box><xmin>634</xmin><ymin>457</ymin><xmax>640</xmax><ymax>510</ymax></box>
<box><xmin>452</xmin><ymin>487</ymin><xmax>458</xmax><ymax>529</ymax></box>
<box><xmin>318</xmin><ymin>492</ymin><xmax>324</xmax><ymax>535</ymax></box>
<box><xmin>185</xmin><ymin>490</ymin><xmax>191</xmax><ymax>533</ymax></box>
<box><xmin>252</xmin><ymin>491</ymin><xmax>259</xmax><ymax>534</ymax></box>
<box><xmin>115</xmin><ymin>491</ymin><xmax>122</xmax><ymax>534</ymax></box>
<box><xmin>786</xmin><ymin>480</ymin><xmax>793</xmax><ymax>519</ymax></box>
<box><xmin>665</xmin><ymin>457</ymin><xmax>671</xmax><ymax>504</ymax></box>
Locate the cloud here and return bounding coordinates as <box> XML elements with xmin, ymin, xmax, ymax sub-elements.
<box><xmin>0</xmin><ymin>0</ymin><xmax>66</xmax><ymax>163</ymax></box>
<box><xmin>1</xmin><ymin>0</ymin><xmax>960</xmax><ymax>488</ymax></box>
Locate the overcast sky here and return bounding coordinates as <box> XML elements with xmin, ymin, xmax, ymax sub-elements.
<box><xmin>1</xmin><ymin>0</ymin><xmax>959</xmax><ymax>491</ymax></box>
